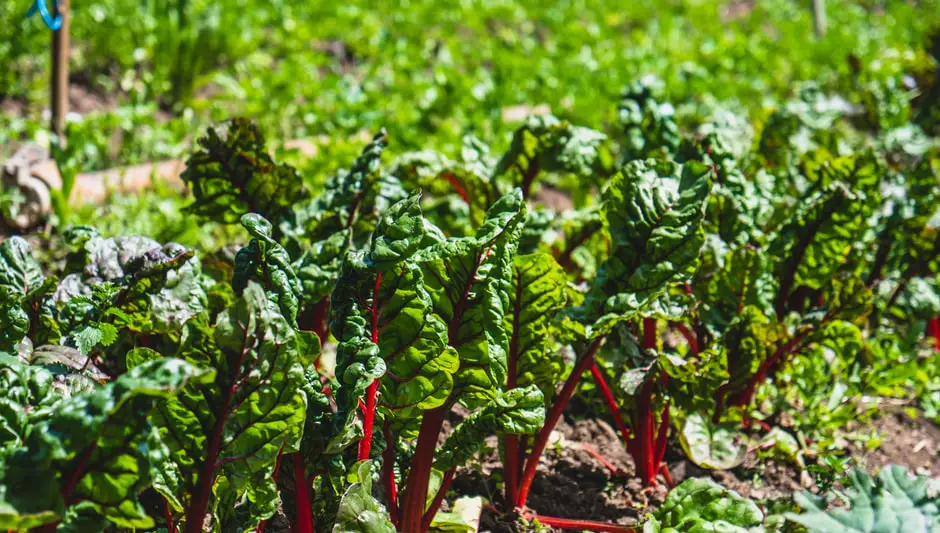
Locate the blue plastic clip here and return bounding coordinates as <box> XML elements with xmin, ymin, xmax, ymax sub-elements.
<box><xmin>26</xmin><ymin>0</ymin><xmax>62</xmax><ymax>31</ymax></box>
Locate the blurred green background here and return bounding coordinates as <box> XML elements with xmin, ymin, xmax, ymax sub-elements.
<box><xmin>3</xmin><ymin>0</ymin><xmax>938</xmax><ymax>173</ymax></box>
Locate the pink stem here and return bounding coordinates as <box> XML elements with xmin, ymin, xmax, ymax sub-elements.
<box><xmin>358</xmin><ymin>273</ymin><xmax>383</xmax><ymax>461</ymax></box>
<box><xmin>522</xmin><ymin>513</ymin><xmax>639</xmax><ymax>533</ymax></box>
<box><xmin>927</xmin><ymin>317</ymin><xmax>940</xmax><ymax>352</ymax></box>
<box><xmin>516</xmin><ymin>338</ymin><xmax>603</xmax><ymax>507</ymax></box>
<box><xmin>590</xmin><ymin>363</ymin><xmax>632</xmax><ymax>443</ymax></box>
<box><xmin>642</xmin><ymin>318</ymin><xmax>657</xmax><ymax>351</ymax></box>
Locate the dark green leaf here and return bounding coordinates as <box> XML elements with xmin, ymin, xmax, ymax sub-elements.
<box><xmin>580</xmin><ymin>159</ymin><xmax>711</xmax><ymax>332</ymax></box>
<box><xmin>434</xmin><ymin>386</ymin><xmax>544</xmax><ymax>471</ymax></box>
<box><xmin>414</xmin><ymin>190</ymin><xmax>527</xmax><ymax>405</ymax></box>
<box><xmin>333</xmin><ymin>460</ymin><xmax>395</xmax><ymax>533</ymax></box>
<box><xmin>0</xmin><ymin>355</ymin><xmax>210</xmax><ymax>530</ymax></box>
<box><xmin>152</xmin><ymin>283</ymin><xmax>307</xmax><ymax>531</ymax></box>
<box><xmin>506</xmin><ymin>253</ymin><xmax>567</xmax><ymax>401</ymax></box>
<box><xmin>645</xmin><ymin>477</ymin><xmax>765</xmax><ymax>532</ymax></box>
<box><xmin>181</xmin><ymin>117</ymin><xmax>308</xmax><ymax>224</ymax></box>
<box><xmin>234</xmin><ymin>213</ymin><xmax>303</xmax><ymax>323</ymax></box>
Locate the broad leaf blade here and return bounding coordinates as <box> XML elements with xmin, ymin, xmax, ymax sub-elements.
<box><xmin>678</xmin><ymin>413</ymin><xmax>747</xmax><ymax>470</ymax></box>
<box><xmin>434</xmin><ymin>386</ymin><xmax>544</xmax><ymax>471</ymax></box>
<box><xmin>181</xmin><ymin>117</ymin><xmax>308</xmax><ymax>224</ymax></box>
<box><xmin>581</xmin><ymin>159</ymin><xmax>711</xmax><ymax>332</ymax></box>
<box><xmin>506</xmin><ymin>253</ymin><xmax>567</xmax><ymax>400</ymax></box>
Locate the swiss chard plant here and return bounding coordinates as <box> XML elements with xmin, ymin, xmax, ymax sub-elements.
<box><xmin>0</xmin><ymin>352</ymin><xmax>209</xmax><ymax>531</ymax></box>
<box><xmin>330</xmin><ymin>188</ymin><xmax>547</xmax><ymax>533</ymax></box>
<box><xmin>1</xmin><ymin>57</ymin><xmax>938</xmax><ymax>533</ymax></box>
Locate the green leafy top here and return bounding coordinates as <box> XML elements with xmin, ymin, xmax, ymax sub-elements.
<box><xmin>644</xmin><ymin>477</ymin><xmax>765</xmax><ymax>533</ymax></box>
<box><xmin>149</xmin><ymin>282</ymin><xmax>308</xmax><ymax>531</ymax></box>
<box><xmin>330</xmin><ymin>193</ymin><xmax>455</xmax><ymax>421</ymax></box>
<box><xmin>233</xmin><ymin>213</ymin><xmax>303</xmax><ymax>323</ymax></box>
<box><xmin>505</xmin><ymin>253</ymin><xmax>568</xmax><ymax>400</ymax></box>
<box><xmin>295</xmin><ymin>129</ymin><xmax>390</xmax><ymax>241</ymax></box>
<box><xmin>414</xmin><ymin>189</ymin><xmax>527</xmax><ymax>404</ymax></box>
<box><xmin>434</xmin><ymin>386</ymin><xmax>544</xmax><ymax>471</ymax></box>
<box><xmin>618</xmin><ymin>76</ymin><xmax>681</xmax><ymax>162</ymax></box>
<box><xmin>0</xmin><ymin>354</ymin><xmax>210</xmax><ymax>531</ymax></box>
<box><xmin>0</xmin><ymin>237</ymin><xmax>47</xmax><ymax>352</ymax></box>
<box><xmin>580</xmin><ymin>158</ymin><xmax>712</xmax><ymax>333</ymax></box>
<box><xmin>182</xmin><ymin>117</ymin><xmax>309</xmax><ymax>224</ymax></box>
<box><xmin>0</xmin><ymin>236</ymin><xmax>43</xmax><ymax>295</ymax></box>
<box><xmin>493</xmin><ymin>114</ymin><xmax>608</xmax><ymax>199</ymax></box>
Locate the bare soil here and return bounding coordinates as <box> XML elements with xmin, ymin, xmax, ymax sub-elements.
<box><xmin>852</xmin><ymin>410</ymin><xmax>940</xmax><ymax>476</ymax></box>
<box><xmin>452</xmin><ymin>409</ymin><xmax>940</xmax><ymax>533</ymax></box>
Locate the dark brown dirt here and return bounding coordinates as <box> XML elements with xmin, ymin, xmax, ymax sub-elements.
<box><xmin>851</xmin><ymin>410</ymin><xmax>940</xmax><ymax>476</ymax></box>
<box><xmin>457</xmin><ymin>416</ymin><xmax>659</xmax><ymax>533</ymax></box>
<box><xmin>452</xmin><ymin>409</ymin><xmax>940</xmax><ymax>533</ymax></box>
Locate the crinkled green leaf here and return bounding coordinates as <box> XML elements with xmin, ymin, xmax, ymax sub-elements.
<box><xmin>333</xmin><ymin>460</ymin><xmax>395</xmax><ymax>533</ymax></box>
<box><xmin>391</xmin><ymin>141</ymin><xmax>497</xmax><ymax>230</ymax></box>
<box><xmin>771</xmin><ymin>156</ymin><xmax>879</xmax><ymax>315</ymax></box>
<box><xmin>363</xmin><ymin>193</ymin><xmax>426</xmax><ymax>272</ymax></box>
<box><xmin>55</xmin><ymin>235</ymin><xmax>206</xmax><ymax>337</ymax></box>
<box><xmin>298</xmin><ymin>129</ymin><xmax>389</xmax><ymax>240</ymax></box>
<box><xmin>696</xmin><ymin>246</ymin><xmax>777</xmax><ymax>335</ymax></box>
<box><xmin>493</xmin><ymin>114</ymin><xmax>607</xmax><ymax>199</ymax></box>
<box><xmin>376</xmin><ymin>262</ymin><xmax>457</xmax><ymax>418</ymax></box>
<box><xmin>580</xmin><ymin>158</ymin><xmax>711</xmax><ymax>332</ymax></box>
<box><xmin>0</xmin><ymin>236</ymin><xmax>43</xmax><ymax>295</ymax></box>
<box><xmin>550</xmin><ymin>206</ymin><xmax>608</xmax><ymax>281</ymax></box>
<box><xmin>152</xmin><ymin>283</ymin><xmax>307</xmax><ymax>532</ymax></box>
<box><xmin>0</xmin><ymin>355</ymin><xmax>210</xmax><ymax>530</ymax></box>
<box><xmin>787</xmin><ymin>465</ymin><xmax>940</xmax><ymax>532</ymax></box>
<box><xmin>0</xmin><ymin>286</ymin><xmax>29</xmax><ymax>353</ymax></box>
<box><xmin>414</xmin><ymin>190</ymin><xmax>527</xmax><ymax>405</ymax></box>
<box><xmin>331</xmin><ymin>290</ymin><xmax>385</xmax><ymax>423</ymax></box>
<box><xmin>506</xmin><ymin>253</ymin><xmax>567</xmax><ymax>401</ymax></box>
<box><xmin>646</xmin><ymin>477</ymin><xmax>765</xmax><ymax>533</ymax></box>
<box><xmin>434</xmin><ymin>386</ymin><xmax>544</xmax><ymax>471</ymax></box>
<box><xmin>294</xmin><ymin>229</ymin><xmax>351</xmax><ymax>302</ymax></box>
<box><xmin>332</xmin><ymin>193</ymin><xmax>458</xmax><ymax>424</ymax></box>
<box><xmin>618</xmin><ymin>77</ymin><xmax>681</xmax><ymax>162</ymax></box>
<box><xmin>678</xmin><ymin>413</ymin><xmax>747</xmax><ymax>470</ymax></box>
<box><xmin>757</xmin><ymin>83</ymin><xmax>851</xmax><ymax>164</ymax></box>
<box><xmin>333</xmin><ymin>260</ymin><xmax>456</xmax><ymax>422</ymax></box>
<box><xmin>0</xmin><ymin>237</ymin><xmax>45</xmax><ymax>351</ymax></box>
<box><xmin>234</xmin><ymin>213</ymin><xmax>303</xmax><ymax>323</ymax></box>
<box><xmin>719</xmin><ymin>306</ymin><xmax>787</xmax><ymax>396</ymax></box>
<box><xmin>804</xmin><ymin>275</ymin><xmax>873</xmax><ymax>329</ymax></box>
<box><xmin>181</xmin><ymin>117</ymin><xmax>308</xmax><ymax>224</ymax></box>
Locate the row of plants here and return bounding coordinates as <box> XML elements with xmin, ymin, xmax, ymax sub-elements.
<box><xmin>1</xmin><ymin>75</ymin><xmax>939</xmax><ymax>532</ymax></box>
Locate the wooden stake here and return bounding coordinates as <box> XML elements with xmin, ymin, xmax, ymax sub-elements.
<box><xmin>812</xmin><ymin>0</ymin><xmax>827</xmax><ymax>37</ymax></box>
<box><xmin>51</xmin><ymin>0</ymin><xmax>70</xmax><ymax>142</ymax></box>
